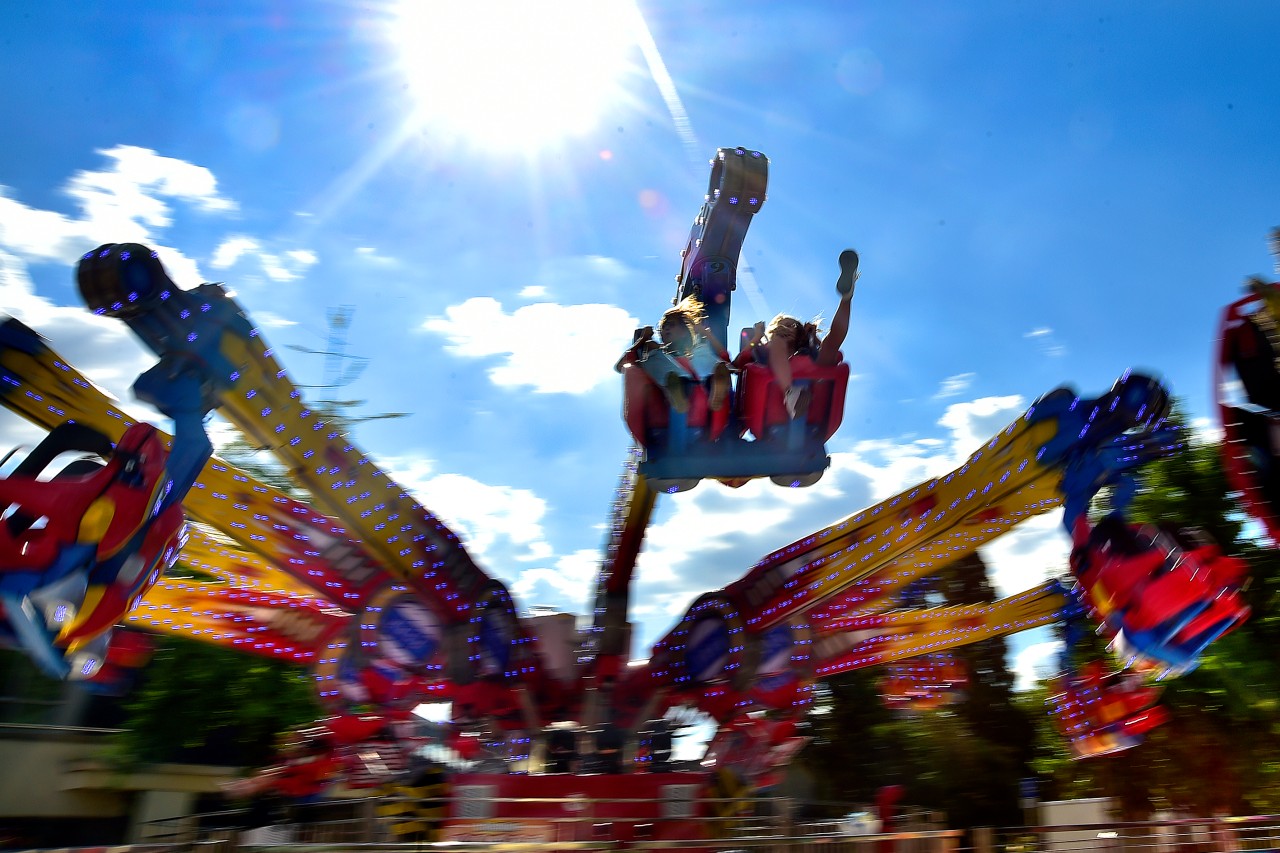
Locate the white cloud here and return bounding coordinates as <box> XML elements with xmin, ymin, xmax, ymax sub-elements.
<box><xmin>69</xmin><ymin>144</ymin><xmax>235</xmax><ymax>215</ymax></box>
<box><xmin>1189</xmin><ymin>415</ymin><xmax>1223</xmax><ymax>444</ymax></box>
<box><xmin>210</xmin><ymin>234</ymin><xmax>318</xmax><ymax>282</ymax></box>
<box><xmin>381</xmin><ymin>454</ymin><xmax>554</xmax><ymax>567</ymax></box>
<box><xmin>938</xmin><ymin>394</ymin><xmax>1025</xmax><ymax>458</ymax></box>
<box><xmin>1024</xmin><ymin>326</ymin><xmax>1066</xmax><ymax>358</ymax></box>
<box><xmin>981</xmin><ymin>512</ymin><xmax>1071</xmax><ymax>596</ymax></box>
<box><xmin>0</xmin><ymin>145</ymin><xmax>233</xmax><ymax>282</ymax></box>
<box><xmin>252</xmin><ymin>310</ymin><xmax>299</xmax><ymax>329</ymax></box>
<box><xmin>519</xmin><ymin>285</ymin><xmax>548</xmax><ymax>298</ymax></box>
<box><xmin>0</xmin><ymin>148</ymin><xmax>261</xmax><ymax>403</ymax></box>
<box><xmin>934</xmin><ymin>372</ymin><xmax>975</xmax><ymax>399</ymax></box>
<box><xmin>1013</xmin><ymin>638</ymin><xmax>1064</xmax><ymax>691</ymax></box>
<box><xmin>422</xmin><ymin>296</ymin><xmax>636</xmax><ymax>394</ymax></box>
<box><xmin>0</xmin><ymin>148</ymin><xmax>317</xmax><ymax>457</ymax></box>
<box><xmin>211</xmin><ymin>236</ymin><xmax>259</xmax><ymax>268</ymax></box>
<box><xmin>354</xmin><ymin>246</ymin><xmax>396</xmax><ymax>266</ymax></box>
<box><xmin>511</xmin><ymin>549</ymin><xmax>600</xmax><ymax>608</ymax></box>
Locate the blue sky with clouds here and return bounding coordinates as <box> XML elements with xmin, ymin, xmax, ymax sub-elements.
<box><xmin>1</xmin><ymin>1</ymin><xmax>1277</xmax><ymax>690</ymax></box>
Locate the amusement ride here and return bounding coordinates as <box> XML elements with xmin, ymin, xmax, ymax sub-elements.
<box><xmin>0</xmin><ymin>148</ymin><xmax>1270</xmax><ymax>842</ymax></box>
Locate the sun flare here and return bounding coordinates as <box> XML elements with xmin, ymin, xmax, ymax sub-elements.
<box><xmin>391</xmin><ymin>0</ymin><xmax>641</xmax><ymax>152</ymax></box>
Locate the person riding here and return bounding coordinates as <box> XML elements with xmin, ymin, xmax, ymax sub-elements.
<box><xmin>733</xmin><ymin>249</ymin><xmax>859</xmax><ymax>418</ymax></box>
<box><xmin>617</xmin><ymin>296</ymin><xmax>732</xmax><ymax>414</ymax></box>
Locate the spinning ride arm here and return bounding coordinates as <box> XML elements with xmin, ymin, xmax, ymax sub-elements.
<box><xmin>625</xmin><ymin>373</ymin><xmax>1179</xmax><ymax>726</ymax></box>
<box><xmin>675</xmin><ymin>147</ymin><xmax>768</xmax><ymax>350</ymax></box>
<box><xmin>587</xmin><ymin>149</ymin><xmax>767</xmax><ymax>692</ymax></box>
<box><xmin>586</xmin><ymin>449</ymin><xmax>657</xmax><ymax>683</ymax></box>
<box><xmin>73</xmin><ymin>244</ymin><xmax>543</xmax><ymax>695</ymax></box>
<box><xmin>810</xmin><ymin>580</ymin><xmax>1076</xmax><ymax>678</ymax></box>
<box><xmin>2</xmin><ymin>242</ymin><xmax>540</xmax><ymax>703</ymax></box>
<box><xmin>0</xmin><ymin>317</ymin><xmax>392</xmax><ymax>607</ymax></box>
<box><xmin>0</xmin><ymin>310</ymin><xmax>217</xmax><ymax>676</ymax></box>
<box><xmin>76</xmin><ymin>245</ymin><xmax>494</xmax><ymax>622</ymax></box>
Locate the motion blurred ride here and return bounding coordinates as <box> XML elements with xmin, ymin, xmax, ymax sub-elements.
<box><xmin>0</xmin><ymin>250</ymin><xmax>217</xmax><ymax>680</ymax></box>
<box><xmin>0</xmin><ymin>149</ymin><xmax>1252</xmax><ymax>841</ymax></box>
<box><xmin>879</xmin><ymin>653</ymin><xmax>968</xmax><ymax>713</ymax></box>
<box><xmin>1218</xmin><ymin>228</ymin><xmax>1280</xmax><ymax>540</ymax></box>
<box><xmin>1048</xmin><ymin>659</ymin><xmax>1170</xmax><ymax>759</ymax></box>
<box><xmin>223</xmin><ymin>712</ymin><xmax>415</xmax><ymax>801</ymax></box>
<box><xmin>1070</xmin><ymin>521</ymin><xmax>1249</xmax><ymax>676</ymax></box>
<box><xmin>617</xmin><ymin>147</ymin><xmax>850</xmax><ymax>492</ymax></box>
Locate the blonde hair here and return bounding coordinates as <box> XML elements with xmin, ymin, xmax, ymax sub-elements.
<box><xmin>659</xmin><ymin>296</ymin><xmax>706</xmax><ymax>347</ymax></box>
<box><xmin>765</xmin><ymin>313</ymin><xmax>821</xmax><ymax>354</ymax></box>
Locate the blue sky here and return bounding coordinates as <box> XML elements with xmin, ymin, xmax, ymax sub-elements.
<box><xmin>1</xmin><ymin>1</ymin><xmax>1277</xmax><ymax>690</ymax></box>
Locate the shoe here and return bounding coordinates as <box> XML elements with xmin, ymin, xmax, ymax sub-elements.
<box><xmin>666</xmin><ymin>373</ymin><xmax>689</xmax><ymax>413</ymax></box>
<box><xmin>783</xmin><ymin>384</ymin><xmax>810</xmax><ymax>420</ymax></box>
<box><xmin>837</xmin><ymin>249</ymin><xmax>860</xmax><ymax>297</ymax></box>
<box><xmin>709</xmin><ymin>362</ymin><xmax>731</xmax><ymax>411</ymax></box>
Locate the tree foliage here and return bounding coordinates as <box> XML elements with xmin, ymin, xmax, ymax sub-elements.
<box><xmin>111</xmin><ymin>634</ymin><xmax>320</xmax><ymax>768</ymax></box>
<box><xmin>111</xmin><ymin>441</ymin><xmax>321</xmax><ymax>768</ymax></box>
<box><xmin>802</xmin><ymin>553</ymin><xmax>1034</xmax><ymax>828</ymax></box>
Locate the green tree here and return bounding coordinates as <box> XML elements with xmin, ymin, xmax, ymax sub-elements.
<box><xmin>111</xmin><ymin>634</ymin><xmax>320</xmax><ymax>768</ymax></box>
<box><xmin>111</xmin><ymin>441</ymin><xmax>323</xmax><ymax>768</ymax></box>
<box><xmin>802</xmin><ymin>553</ymin><xmax>1035</xmax><ymax>828</ymax></box>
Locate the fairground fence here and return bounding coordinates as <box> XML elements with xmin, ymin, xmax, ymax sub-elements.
<box><xmin>64</xmin><ymin>799</ymin><xmax>1280</xmax><ymax>853</ymax></box>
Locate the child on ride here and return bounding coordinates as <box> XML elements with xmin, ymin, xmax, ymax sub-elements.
<box><xmin>617</xmin><ymin>296</ymin><xmax>732</xmax><ymax>414</ymax></box>
<box><xmin>733</xmin><ymin>249</ymin><xmax>859</xmax><ymax>418</ymax></box>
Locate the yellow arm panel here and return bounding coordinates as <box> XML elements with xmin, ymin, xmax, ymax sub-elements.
<box><xmin>131</xmin><ymin>572</ymin><xmax>348</xmax><ymax>663</ymax></box>
<box><xmin>197</xmin><ymin>320</ymin><xmax>490</xmax><ymax>619</ymax></box>
<box><xmin>179</xmin><ymin>525</ymin><xmax>326</xmax><ymax>599</ymax></box>
<box><xmin>0</xmin><ymin>333</ymin><xmax>387</xmax><ymax>603</ymax></box>
<box><xmin>798</xmin><ymin>471</ymin><xmax>1063</xmax><ymax>627</ymax></box>
<box><xmin>811</xmin><ymin>580</ymin><xmax>1069</xmax><ymax>676</ymax></box>
<box><xmin>727</xmin><ymin>416</ymin><xmax>1063</xmax><ymax>629</ymax></box>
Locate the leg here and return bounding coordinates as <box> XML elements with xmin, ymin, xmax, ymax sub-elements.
<box><xmin>766</xmin><ymin>342</ymin><xmax>809</xmax><ymax>419</ymax></box>
<box><xmin>638</xmin><ymin>349</ymin><xmax>690</xmax><ymax>413</ymax></box>
<box><xmin>765</xmin><ymin>340</ymin><xmax>793</xmax><ymax>392</ymax></box>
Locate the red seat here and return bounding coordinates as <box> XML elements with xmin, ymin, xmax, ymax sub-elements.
<box><xmin>621</xmin><ymin>362</ymin><xmax>731</xmax><ymax>447</ymax></box>
<box><xmin>1172</xmin><ymin>593</ymin><xmax>1248</xmax><ymax>646</ymax></box>
<box><xmin>1085</xmin><ymin>549</ymin><xmax>1163</xmax><ymax>614</ymax></box>
<box><xmin>1124</xmin><ymin>568</ymin><xmax>1210</xmax><ymax>633</ymax></box>
<box><xmin>0</xmin><ymin>423</ymin><xmax>175</xmax><ymax>576</ymax></box>
<box><xmin>1049</xmin><ymin>662</ymin><xmax>1169</xmax><ymax>758</ymax></box>
<box><xmin>740</xmin><ymin>357</ymin><xmax>849</xmax><ymax>442</ymax></box>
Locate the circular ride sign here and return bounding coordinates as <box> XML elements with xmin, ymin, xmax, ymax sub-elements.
<box><xmin>687</xmin><ymin>615</ymin><xmax>730</xmax><ymax>683</ymax></box>
<box><xmin>361</xmin><ymin>587</ymin><xmax>445</xmax><ymax>674</ymax></box>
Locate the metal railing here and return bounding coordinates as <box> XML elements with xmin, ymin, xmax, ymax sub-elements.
<box><xmin>121</xmin><ymin>801</ymin><xmax>1280</xmax><ymax>853</ymax></box>
<box><xmin>130</xmin><ymin>795</ymin><xmax>960</xmax><ymax>852</ymax></box>
<box><xmin>966</xmin><ymin>814</ymin><xmax>1280</xmax><ymax>852</ymax></box>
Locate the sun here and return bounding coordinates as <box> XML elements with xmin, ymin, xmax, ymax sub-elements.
<box><xmin>389</xmin><ymin>0</ymin><xmax>641</xmax><ymax>153</ymax></box>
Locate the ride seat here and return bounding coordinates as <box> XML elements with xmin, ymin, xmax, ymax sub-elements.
<box><xmin>1188</xmin><ymin>545</ymin><xmax>1249</xmax><ymax>590</ymax></box>
<box><xmin>1227</xmin><ymin>316</ymin><xmax>1280</xmax><ymax>411</ymax></box>
<box><xmin>1087</xmin><ymin>550</ymin><xmax>1160</xmax><ymax>615</ymax></box>
<box><xmin>1169</xmin><ymin>592</ymin><xmax>1249</xmax><ymax>649</ymax></box>
<box><xmin>740</xmin><ymin>356</ymin><xmax>849</xmax><ymax>442</ymax></box>
<box><xmin>621</xmin><ymin>362</ymin><xmax>731</xmax><ymax>447</ymax></box>
<box><xmin>0</xmin><ymin>423</ymin><xmax>162</xmax><ymax>572</ymax></box>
